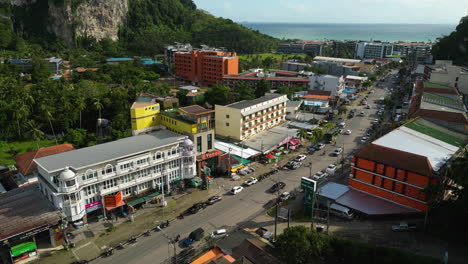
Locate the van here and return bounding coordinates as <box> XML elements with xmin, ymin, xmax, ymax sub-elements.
<box><xmin>329</xmin><ymin>203</ymin><xmax>353</xmax><ymax>220</ymax></box>
<box><xmin>211</xmin><ymin>229</ymin><xmax>227</xmax><ymax>238</ymax></box>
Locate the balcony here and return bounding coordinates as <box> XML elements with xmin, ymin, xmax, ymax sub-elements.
<box><xmin>243</xmin><ymin>106</ymin><xmax>285</xmax><ymax>123</ymax></box>
<box><xmin>243</xmin><ymin>114</ymin><xmax>286</xmax><ymax>132</ymax></box>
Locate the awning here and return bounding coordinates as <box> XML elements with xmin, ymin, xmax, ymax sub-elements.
<box><xmin>289</xmin><ymin>138</ymin><xmax>300</xmax><ymax>146</ymax></box>
<box><xmin>126</xmin><ymin>191</ymin><xmax>161</xmax><ymax>207</ymax></box>
<box><xmin>265</xmin><ymin>154</ymin><xmax>274</xmax><ymax>158</ymax></box>
<box><xmin>231</xmin><ymin>165</ymin><xmax>244</xmax><ymax>172</ymax></box>
<box><xmin>11</xmin><ymin>242</ymin><xmax>36</xmax><ymax>257</ymax></box>
<box><xmin>215</xmin><ymin>142</ymin><xmax>260</xmax><ymax>159</ymax></box>
<box><xmin>105</xmin><ymin>200</ymin><xmax>126</xmax><ymax>211</ymax></box>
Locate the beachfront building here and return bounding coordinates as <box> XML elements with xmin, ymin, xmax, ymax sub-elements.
<box><xmin>355</xmin><ymin>42</ymin><xmax>393</xmax><ymax>59</ymax></box>
<box><xmin>34</xmin><ymin>130</ymin><xmax>196</xmax><ymax>222</ymax></box>
<box><xmin>277</xmin><ymin>41</ymin><xmax>325</xmax><ymax>55</ymax></box>
<box><xmin>350</xmin><ymin>118</ymin><xmax>467</xmax><ymax>212</ymax></box>
<box><xmin>174</xmin><ymin>47</ymin><xmax>238</xmax><ymax>87</ymax></box>
<box><xmin>215</xmin><ymin>94</ymin><xmax>288</xmax><ymax>141</ymax></box>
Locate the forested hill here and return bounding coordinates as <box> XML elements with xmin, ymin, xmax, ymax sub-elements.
<box><xmin>432</xmin><ymin>16</ymin><xmax>468</xmax><ymax>65</ymax></box>
<box><xmin>0</xmin><ymin>0</ymin><xmax>279</xmax><ymax>55</ymax></box>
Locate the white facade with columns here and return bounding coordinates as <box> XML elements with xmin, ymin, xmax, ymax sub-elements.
<box><xmin>34</xmin><ymin>130</ymin><xmax>196</xmax><ymax>222</ymax></box>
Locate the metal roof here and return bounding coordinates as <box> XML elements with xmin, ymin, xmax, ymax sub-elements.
<box><xmin>372</xmin><ymin>126</ymin><xmax>459</xmax><ymax>171</ymax></box>
<box><xmin>0</xmin><ymin>184</ymin><xmax>61</xmax><ymax>241</ymax></box>
<box><xmin>317</xmin><ymin>182</ymin><xmax>350</xmax><ymax>200</ymax></box>
<box><xmin>225</xmin><ymin>94</ymin><xmax>286</xmax><ymax>110</ymax></box>
<box><xmin>35</xmin><ymin>130</ymin><xmax>186</xmax><ymax>173</ymax></box>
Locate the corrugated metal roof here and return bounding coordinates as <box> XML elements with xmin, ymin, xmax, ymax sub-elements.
<box><xmin>0</xmin><ymin>184</ymin><xmax>61</xmax><ymax>241</ymax></box>
<box><xmin>318</xmin><ymin>182</ymin><xmax>350</xmax><ymax>200</ymax></box>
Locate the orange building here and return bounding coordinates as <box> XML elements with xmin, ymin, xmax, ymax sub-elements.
<box><xmin>174</xmin><ymin>49</ymin><xmax>238</xmax><ymax>87</ymax></box>
<box><xmin>350</xmin><ymin>144</ymin><xmax>437</xmax><ymax>212</ymax></box>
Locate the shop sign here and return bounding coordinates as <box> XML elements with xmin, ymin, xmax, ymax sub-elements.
<box><xmin>85</xmin><ymin>200</ymin><xmax>102</xmax><ymax>213</ymax></box>
<box><xmin>104</xmin><ymin>191</ymin><xmax>122</xmax><ymax>207</ymax></box>
<box><xmin>198</xmin><ymin>150</ymin><xmax>221</xmax><ymax>161</ymax></box>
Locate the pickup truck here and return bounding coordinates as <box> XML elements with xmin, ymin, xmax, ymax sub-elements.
<box><xmin>391</xmin><ymin>222</ymin><xmax>417</xmax><ymax>232</ymax></box>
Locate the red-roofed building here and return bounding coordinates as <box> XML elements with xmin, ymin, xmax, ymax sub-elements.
<box><xmin>13</xmin><ymin>144</ymin><xmax>75</xmax><ymax>185</ymax></box>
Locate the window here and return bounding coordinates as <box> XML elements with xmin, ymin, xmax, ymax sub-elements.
<box><xmin>84</xmin><ymin>185</ymin><xmax>98</xmax><ymax>196</ymax></box>
<box><xmin>172</xmin><ymin>148</ymin><xmax>177</xmax><ymax>155</ymax></box>
<box><xmin>226</xmin><ymin>114</ymin><xmax>230</xmax><ymax>118</ymax></box>
<box><xmin>197</xmin><ymin>136</ymin><xmax>202</xmax><ymax>153</ymax></box>
<box><xmin>207</xmin><ymin>134</ymin><xmax>213</xmax><ymax>150</ymax></box>
<box><xmin>226</xmin><ymin>122</ymin><xmax>230</xmax><ymax>127</ymax></box>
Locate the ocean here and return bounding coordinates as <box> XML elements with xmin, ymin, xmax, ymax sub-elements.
<box><xmin>241</xmin><ymin>23</ymin><xmax>456</xmax><ymax>43</ymax></box>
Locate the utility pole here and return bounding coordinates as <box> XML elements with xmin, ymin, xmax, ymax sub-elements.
<box><xmin>309</xmin><ymin>162</ymin><xmax>312</xmax><ymax>178</ymax></box>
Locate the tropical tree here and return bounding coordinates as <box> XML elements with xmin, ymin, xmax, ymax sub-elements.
<box><xmin>12</xmin><ymin>103</ymin><xmax>29</xmax><ymax>137</ymax></box>
<box><xmin>94</xmin><ymin>98</ymin><xmax>104</xmax><ymax>119</ymax></box>
<box><xmin>233</xmin><ymin>81</ymin><xmax>255</xmax><ymax>101</ymax></box>
<box><xmin>338</xmin><ymin>105</ymin><xmax>348</xmax><ymax>115</ymax></box>
<box><xmin>255</xmin><ymin>78</ymin><xmax>270</xmax><ymax>98</ymax></box>
<box><xmin>323</xmin><ymin>122</ymin><xmax>335</xmax><ymax>133</ymax></box>
<box><xmin>296</xmin><ymin>129</ymin><xmax>308</xmax><ymax>141</ymax></box>
<box><xmin>27</xmin><ymin>120</ymin><xmax>44</xmax><ymax>142</ymax></box>
<box><xmin>205</xmin><ymin>85</ymin><xmax>231</xmax><ymax>106</ymax></box>
<box><xmin>312</xmin><ymin>128</ymin><xmax>324</xmax><ymax>143</ymax></box>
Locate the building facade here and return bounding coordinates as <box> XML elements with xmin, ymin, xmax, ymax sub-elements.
<box><xmin>277</xmin><ymin>41</ymin><xmax>324</xmax><ymax>55</ymax></box>
<box><xmin>309</xmin><ymin>74</ymin><xmax>345</xmax><ymax>96</ymax></box>
<box><xmin>355</xmin><ymin>42</ymin><xmax>393</xmax><ymax>59</ymax></box>
<box><xmin>215</xmin><ymin>94</ymin><xmax>288</xmax><ymax>141</ymax></box>
<box><xmin>34</xmin><ymin>131</ymin><xmax>196</xmax><ymax>222</ymax></box>
<box><xmin>174</xmin><ymin>48</ymin><xmax>239</xmax><ymax>87</ymax></box>
<box><xmin>350</xmin><ymin>119</ymin><xmax>465</xmax><ymax>212</ymax></box>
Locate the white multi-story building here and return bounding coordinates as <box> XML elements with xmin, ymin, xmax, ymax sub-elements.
<box><xmin>309</xmin><ymin>74</ymin><xmax>345</xmax><ymax>96</ymax></box>
<box><xmin>215</xmin><ymin>94</ymin><xmax>288</xmax><ymax>141</ymax></box>
<box><xmin>355</xmin><ymin>42</ymin><xmax>393</xmax><ymax>59</ymax></box>
<box><xmin>34</xmin><ymin>130</ymin><xmax>196</xmax><ymax>222</ymax></box>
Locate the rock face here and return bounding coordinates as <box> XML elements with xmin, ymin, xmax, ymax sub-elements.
<box><xmin>2</xmin><ymin>0</ymin><xmax>128</xmax><ymax>44</ymax></box>
<box><xmin>48</xmin><ymin>0</ymin><xmax>128</xmax><ymax>43</ymax></box>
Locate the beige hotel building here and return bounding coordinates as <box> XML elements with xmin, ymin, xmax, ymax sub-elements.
<box><xmin>215</xmin><ymin>94</ymin><xmax>288</xmax><ymax>141</ymax></box>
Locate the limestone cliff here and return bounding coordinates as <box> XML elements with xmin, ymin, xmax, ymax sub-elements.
<box><xmin>1</xmin><ymin>0</ymin><xmax>128</xmax><ymax>44</ymax></box>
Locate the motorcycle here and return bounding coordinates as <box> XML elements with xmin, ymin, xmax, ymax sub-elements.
<box><xmin>144</xmin><ymin>230</ymin><xmax>151</xmax><ymax>237</ymax></box>
<box><xmin>103</xmin><ymin>248</ymin><xmax>114</xmax><ymax>257</ymax></box>
<box><xmin>128</xmin><ymin>236</ymin><xmax>137</xmax><ymax>243</ymax></box>
<box><xmin>117</xmin><ymin>243</ymin><xmax>124</xmax><ymax>250</ymax></box>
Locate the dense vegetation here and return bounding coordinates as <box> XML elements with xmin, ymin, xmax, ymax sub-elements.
<box><xmin>432</xmin><ymin>16</ymin><xmax>468</xmax><ymax>65</ymax></box>
<box><xmin>0</xmin><ymin>0</ymin><xmax>278</xmax><ymax>56</ymax></box>
<box><xmin>275</xmin><ymin>226</ymin><xmax>438</xmax><ymax>264</ymax></box>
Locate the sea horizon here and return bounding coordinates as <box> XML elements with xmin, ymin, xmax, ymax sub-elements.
<box><xmin>240</xmin><ymin>22</ymin><xmax>457</xmax><ymax>43</ymax></box>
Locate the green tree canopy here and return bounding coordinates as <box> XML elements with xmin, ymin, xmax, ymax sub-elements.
<box><xmin>205</xmin><ymin>85</ymin><xmax>231</xmax><ymax>106</ymax></box>
<box><xmin>255</xmin><ymin>78</ymin><xmax>270</xmax><ymax>98</ymax></box>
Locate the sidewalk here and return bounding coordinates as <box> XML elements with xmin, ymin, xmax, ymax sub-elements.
<box><xmin>33</xmin><ymin>187</ymin><xmax>220</xmax><ymax>264</ymax></box>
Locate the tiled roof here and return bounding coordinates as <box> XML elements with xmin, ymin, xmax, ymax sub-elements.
<box><xmin>303</xmin><ymin>94</ymin><xmax>330</xmax><ymax>100</ymax></box>
<box><xmin>13</xmin><ymin>144</ymin><xmax>75</xmax><ymax>176</ymax></box>
<box><xmin>307</xmin><ymin>90</ymin><xmax>332</xmax><ymax>96</ymax></box>
<box><xmin>179</xmin><ymin>105</ymin><xmax>213</xmax><ymax>115</ymax></box>
<box><xmin>354</xmin><ymin>144</ymin><xmax>434</xmax><ymax>177</ymax></box>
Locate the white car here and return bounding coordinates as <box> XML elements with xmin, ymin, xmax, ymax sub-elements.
<box><xmin>331</xmin><ymin>148</ymin><xmax>343</xmax><ymax>156</ymax></box>
<box><xmin>294</xmin><ymin>154</ymin><xmax>307</xmax><ymax>162</ymax></box>
<box><xmin>359</xmin><ymin>111</ymin><xmax>365</xmax><ymax>117</ymax></box>
<box><xmin>230</xmin><ymin>186</ymin><xmax>244</xmax><ymax>194</ymax></box>
<box><xmin>361</xmin><ymin>137</ymin><xmax>368</xmax><ymax>143</ymax></box>
<box><xmin>314</xmin><ymin>143</ymin><xmax>325</xmax><ymax>150</ymax></box>
<box><xmin>211</xmin><ymin>229</ymin><xmax>227</xmax><ymax>238</ymax></box>
<box><xmin>279</xmin><ymin>192</ymin><xmax>291</xmax><ymax>201</ymax></box>
<box><xmin>244</xmin><ymin>177</ymin><xmax>258</xmax><ymax>186</ymax></box>
<box><xmin>344</xmin><ymin>129</ymin><xmax>352</xmax><ymax>135</ymax></box>
<box><xmin>312</xmin><ymin>171</ymin><xmax>327</xmax><ymax>181</ymax></box>
<box><xmin>325</xmin><ymin>164</ymin><xmax>338</xmax><ymax>175</ymax></box>
<box><xmin>338</xmin><ymin>122</ymin><xmax>346</xmax><ymax>128</ymax></box>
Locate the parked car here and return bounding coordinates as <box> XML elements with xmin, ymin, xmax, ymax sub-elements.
<box><xmin>269</xmin><ymin>182</ymin><xmax>286</xmax><ymax>193</ymax></box>
<box><xmin>294</xmin><ymin>154</ymin><xmax>307</xmax><ymax>162</ymax></box>
<box><xmin>314</xmin><ymin>143</ymin><xmax>325</xmax><ymax>150</ymax></box>
<box><xmin>307</xmin><ymin>146</ymin><xmax>317</xmax><ymax>152</ymax></box>
<box><xmin>187</xmin><ymin>202</ymin><xmax>207</xmax><ymax>214</ymax></box>
<box><xmin>230</xmin><ymin>186</ymin><xmax>244</xmax><ymax>195</ymax></box>
<box><xmin>325</xmin><ymin>164</ymin><xmax>338</xmax><ymax>175</ymax></box>
<box><xmin>348</xmin><ymin>112</ymin><xmax>355</xmax><ymax>118</ymax></box>
<box><xmin>312</xmin><ymin>171</ymin><xmax>327</xmax><ymax>181</ymax></box>
<box><xmin>391</xmin><ymin>222</ymin><xmax>417</xmax><ymax>232</ymax></box>
<box><xmin>365</xmin><ymin>105</ymin><xmax>371</xmax><ymax>109</ymax></box>
<box><xmin>360</xmin><ymin>137</ymin><xmax>368</xmax><ymax>143</ymax></box>
<box><xmin>244</xmin><ymin>177</ymin><xmax>258</xmax><ymax>186</ymax></box>
<box><xmin>211</xmin><ymin>229</ymin><xmax>227</xmax><ymax>238</ymax></box>
<box><xmin>279</xmin><ymin>192</ymin><xmax>291</xmax><ymax>201</ymax></box>
<box><xmin>206</xmin><ymin>195</ymin><xmax>222</xmax><ymax>205</ymax></box>
<box><xmin>344</xmin><ymin>129</ymin><xmax>352</xmax><ymax>135</ymax></box>
<box><xmin>338</xmin><ymin>122</ymin><xmax>346</xmax><ymax>128</ymax></box>
<box><xmin>289</xmin><ymin>161</ymin><xmax>302</xmax><ymax>170</ymax></box>
<box><xmin>330</xmin><ymin>148</ymin><xmax>343</xmax><ymax>156</ymax></box>
<box><xmin>359</xmin><ymin>111</ymin><xmax>365</xmax><ymax>117</ymax></box>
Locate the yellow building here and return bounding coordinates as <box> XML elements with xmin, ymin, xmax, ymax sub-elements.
<box><xmin>130</xmin><ymin>93</ymin><xmax>160</xmax><ymax>135</ymax></box>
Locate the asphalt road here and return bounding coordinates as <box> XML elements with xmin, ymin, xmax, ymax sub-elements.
<box><xmin>94</xmin><ymin>78</ymin><xmax>392</xmax><ymax>264</ymax></box>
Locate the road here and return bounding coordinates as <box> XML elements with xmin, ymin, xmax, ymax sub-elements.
<box><xmin>94</xmin><ymin>80</ymin><xmax>391</xmax><ymax>264</ymax></box>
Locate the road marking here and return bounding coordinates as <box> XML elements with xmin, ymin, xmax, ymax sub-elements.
<box><xmin>75</xmin><ymin>242</ymin><xmax>91</xmax><ymax>250</ymax></box>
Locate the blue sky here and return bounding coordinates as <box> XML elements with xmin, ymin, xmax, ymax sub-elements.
<box><xmin>192</xmin><ymin>0</ymin><xmax>467</xmax><ymax>24</ymax></box>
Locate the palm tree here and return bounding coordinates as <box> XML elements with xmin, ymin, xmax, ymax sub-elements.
<box><xmin>312</xmin><ymin>128</ymin><xmax>324</xmax><ymax>143</ymax></box>
<box><xmin>40</xmin><ymin>106</ymin><xmax>58</xmax><ymax>145</ymax></box>
<box><xmin>296</xmin><ymin>129</ymin><xmax>308</xmax><ymax>142</ymax></box>
<box><xmin>94</xmin><ymin>98</ymin><xmax>103</xmax><ymax>119</ymax></box>
<box><xmin>27</xmin><ymin>120</ymin><xmax>44</xmax><ymax>142</ymax></box>
<box><xmin>323</xmin><ymin>123</ymin><xmax>335</xmax><ymax>133</ymax></box>
<box><xmin>12</xmin><ymin>103</ymin><xmax>29</xmax><ymax>137</ymax></box>
<box><xmin>77</xmin><ymin>98</ymin><xmax>86</xmax><ymax>129</ymax></box>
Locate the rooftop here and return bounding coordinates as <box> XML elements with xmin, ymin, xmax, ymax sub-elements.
<box><xmin>225</xmin><ymin>94</ymin><xmax>286</xmax><ymax>110</ymax></box>
<box><xmin>35</xmin><ymin>130</ymin><xmax>185</xmax><ymax>173</ymax></box>
<box><xmin>13</xmin><ymin>144</ymin><xmax>75</xmax><ymax>176</ymax></box>
<box><xmin>0</xmin><ymin>184</ymin><xmax>62</xmax><ymax>241</ymax></box>
<box><xmin>179</xmin><ymin>105</ymin><xmax>214</xmax><ymax>115</ymax></box>
<box><xmin>372</xmin><ymin>123</ymin><xmax>463</xmax><ymax>172</ymax></box>
<box><xmin>404</xmin><ymin>118</ymin><xmax>466</xmax><ymax>147</ymax></box>
<box><xmin>423</xmin><ymin>82</ymin><xmax>455</xmax><ymax>90</ymax></box>
<box><xmin>303</xmin><ymin>94</ymin><xmax>330</xmax><ymax>100</ymax></box>
<box><xmin>421</xmin><ymin>92</ymin><xmax>466</xmax><ymax>112</ymax></box>
<box><xmin>314</xmin><ymin>56</ymin><xmax>361</xmax><ymax>64</ymax></box>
